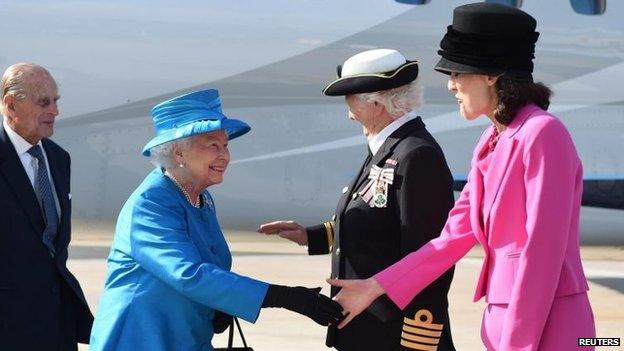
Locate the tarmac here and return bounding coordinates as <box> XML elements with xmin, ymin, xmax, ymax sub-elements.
<box><xmin>69</xmin><ymin>227</ymin><xmax>624</xmax><ymax>351</ymax></box>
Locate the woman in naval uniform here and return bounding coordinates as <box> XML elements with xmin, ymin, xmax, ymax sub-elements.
<box><xmin>259</xmin><ymin>49</ymin><xmax>456</xmax><ymax>351</ymax></box>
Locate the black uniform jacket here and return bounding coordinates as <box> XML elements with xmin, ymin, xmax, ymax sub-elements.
<box><xmin>0</xmin><ymin>125</ymin><xmax>94</xmax><ymax>350</ymax></box>
<box><xmin>307</xmin><ymin>117</ymin><xmax>456</xmax><ymax>351</ymax></box>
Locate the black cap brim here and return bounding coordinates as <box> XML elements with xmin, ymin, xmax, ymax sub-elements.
<box><xmin>435</xmin><ymin>57</ymin><xmax>534</xmax><ymax>82</ymax></box>
<box><xmin>434</xmin><ymin>57</ymin><xmax>504</xmax><ymax>76</ymax></box>
<box><xmin>322</xmin><ymin>61</ymin><xmax>419</xmax><ymax>96</ymax></box>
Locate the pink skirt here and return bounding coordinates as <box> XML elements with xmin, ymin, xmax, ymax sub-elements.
<box><xmin>481</xmin><ymin>292</ymin><xmax>595</xmax><ymax>350</ymax></box>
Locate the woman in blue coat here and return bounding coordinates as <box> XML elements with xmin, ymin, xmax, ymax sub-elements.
<box><xmin>89</xmin><ymin>89</ymin><xmax>343</xmax><ymax>351</ymax></box>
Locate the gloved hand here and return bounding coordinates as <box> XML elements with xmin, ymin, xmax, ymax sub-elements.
<box><xmin>262</xmin><ymin>285</ymin><xmax>344</xmax><ymax>326</ymax></box>
<box><xmin>212</xmin><ymin>310</ymin><xmax>232</xmax><ymax>334</ymax></box>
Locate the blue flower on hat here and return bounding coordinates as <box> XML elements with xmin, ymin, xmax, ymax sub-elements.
<box><xmin>142</xmin><ymin>89</ymin><xmax>250</xmax><ymax>156</ymax></box>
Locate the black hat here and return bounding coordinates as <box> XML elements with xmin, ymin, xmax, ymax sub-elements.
<box><xmin>435</xmin><ymin>2</ymin><xmax>539</xmax><ymax>82</ymax></box>
<box><xmin>322</xmin><ymin>49</ymin><xmax>419</xmax><ymax>96</ymax></box>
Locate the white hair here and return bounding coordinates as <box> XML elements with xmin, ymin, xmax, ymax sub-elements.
<box><xmin>149</xmin><ymin>138</ymin><xmax>192</xmax><ymax>169</ymax></box>
<box><xmin>358</xmin><ymin>80</ymin><xmax>423</xmax><ymax>119</ymax></box>
<box><xmin>1</xmin><ymin>63</ymin><xmax>53</xmax><ymax>115</ymax></box>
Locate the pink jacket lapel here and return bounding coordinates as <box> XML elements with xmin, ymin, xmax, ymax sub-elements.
<box><xmin>482</xmin><ymin>137</ymin><xmax>517</xmax><ymax>229</ymax></box>
<box><xmin>481</xmin><ymin>104</ymin><xmax>539</xmax><ymax>232</ymax></box>
<box><xmin>468</xmin><ymin>126</ymin><xmax>493</xmax><ymax>245</ymax></box>
<box><xmin>469</xmin><ymin>167</ymin><xmax>487</xmax><ymax>245</ymax></box>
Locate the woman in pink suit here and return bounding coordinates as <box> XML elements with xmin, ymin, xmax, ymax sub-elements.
<box><xmin>328</xmin><ymin>3</ymin><xmax>596</xmax><ymax>350</ymax></box>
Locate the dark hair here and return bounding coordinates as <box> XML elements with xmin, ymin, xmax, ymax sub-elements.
<box><xmin>493</xmin><ymin>77</ymin><xmax>552</xmax><ymax>126</ymax></box>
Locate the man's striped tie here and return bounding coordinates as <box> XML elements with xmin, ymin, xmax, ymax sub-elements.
<box><xmin>28</xmin><ymin>145</ymin><xmax>58</xmax><ymax>257</ymax></box>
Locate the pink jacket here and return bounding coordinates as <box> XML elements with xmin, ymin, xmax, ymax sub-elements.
<box><xmin>375</xmin><ymin>104</ymin><xmax>589</xmax><ymax>349</ymax></box>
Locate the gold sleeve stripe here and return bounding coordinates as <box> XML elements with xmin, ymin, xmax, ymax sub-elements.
<box><xmin>400</xmin><ymin>309</ymin><xmax>443</xmax><ymax>350</ymax></box>
<box><xmin>403</xmin><ymin>309</ymin><xmax>444</xmax><ymax>331</ymax></box>
<box><xmin>402</xmin><ymin>325</ymin><xmax>442</xmax><ymax>338</ymax></box>
<box><xmin>400</xmin><ymin>339</ymin><xmax>438</xmax><ymax>351</ymax></box>
<box><xmin>401</xmin><ymin>331</ymin><xmax>439</xmax><ymax>345</ymax></box>
<box><xmin>403</xmin><ymin>318</ymin><xmax>444</xmax><ymax>331</ymax></box>
<box><xmin>328</xmin><ymin>221</ymin><xmax>334</xmax><ymax>248</ymax></box>
<box><xmin>323</xmin><ymin>221</ymin><xmax>334</xmax><ymax>249</ymax></box>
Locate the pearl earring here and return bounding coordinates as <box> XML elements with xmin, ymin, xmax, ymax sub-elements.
<box><xmin>179</xmin><ymin>164</ymin><xmax>185</xmax><ymax>168</ymax></box>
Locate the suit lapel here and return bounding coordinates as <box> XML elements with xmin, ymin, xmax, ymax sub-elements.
<box><xmin>468</xmin><ymin>126</ymin><xmax>495</xmax><ymax>245</ymax></box>
<box><xmin>336</xmin><ymin>151</ymin><xmax>371</xmax><ymax>216</ymax></box>
<box><xmin>480</xmin><ymin>105</ymin><xmax>538</xmax><ymax>230</ymax></box>
<box><xmin>468</xmin><ymin>166</ymin><xmax>487</xmax><ymax>245</ymax></box>
<box><xmin>0</xmin><ymin>126</ymin><xmax>45</xmax><ymax>234</ymax></box>
<box><xmin>352</xmin><ymin>153</ymin><xmax>375</xmax><ymax>194</ymax></box>
<box><xmin>481</xmin><ymin>137</ymin><xmax>517</xmax><ymax>229</ymax></box>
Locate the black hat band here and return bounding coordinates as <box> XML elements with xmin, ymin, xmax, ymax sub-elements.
<box><xmin>438</xmin><ymin>25</ymin><xmax>539</xmax><ymax>76</ymax></box>
<box><xmin>322</xmin><ymin>61</ymin><xmax>419</xmax><ymax>96</ymax></box>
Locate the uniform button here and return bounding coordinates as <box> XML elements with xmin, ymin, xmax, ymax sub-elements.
<box><xmin>342</xmin><ymin>186</ymin><xmax>348</xmax><ymax>194</ymax></box>
<box><xmin>351</xmin><ymin>193</ymin><xmax>358</xmax><ymax>200</ymax></box>
<box><xmin>335</xmin><ymin>248</ymin><xmax>340</xmax><ymax>256</ymax></box>
<box><xmin>331</xmin><ymin>215</ymin><xmax>336</xmax><ymax>221</ymax></box>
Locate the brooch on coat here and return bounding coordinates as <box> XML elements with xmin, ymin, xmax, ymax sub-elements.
<box><xmin>358</xmin><ymin>159</ymin><xmax>397</xmax><ymax>208</ymax></box>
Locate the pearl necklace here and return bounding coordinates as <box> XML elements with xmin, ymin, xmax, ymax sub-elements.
<box><xmin>166</xmin><ymin>173</ymin><xmax>201</xmax><ymax>208</ymax></box>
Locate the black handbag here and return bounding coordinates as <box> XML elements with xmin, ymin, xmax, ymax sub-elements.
<box><xmin>214</xmin><ymin>317</ymin><xmax>254</xmax><ymax>351</ymax></box>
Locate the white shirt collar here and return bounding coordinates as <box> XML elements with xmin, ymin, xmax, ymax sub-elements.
<box><xmin>2</xmin><ymin>115</ymin><xmax>41</xmax><ymax>156</ymax></box>
<box><xmin>368</xmin><ymin>110</ymin><xmax>417</xmax><ymax>156</ymax></box>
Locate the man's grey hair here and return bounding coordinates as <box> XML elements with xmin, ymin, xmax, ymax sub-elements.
<box><xmin>358</xmin><ymin>80</ymin><xmax>423</xmax><ymax>119</ymax></box>
<box><xmin>149</xmin><ymin>138</ymin><xmax>192</xmax><ymax>169</ymax></box>
<box><xmin>1</xmin><ymin>63</ymin><xmax>53</xmax><ymax>115</ymax></box>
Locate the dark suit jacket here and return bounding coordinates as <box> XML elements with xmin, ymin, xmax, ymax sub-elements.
<box><xmin>307</xmin><ymin>118</ymin><xmax>456</xmax><ymax>351</ymax></box>
<box><xmin>0</xmin><ymin>125</ymin><xmax>94</xmax><ymax>350</ymax></box>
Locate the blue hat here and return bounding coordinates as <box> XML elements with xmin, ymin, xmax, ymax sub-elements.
<box><xmin>142</xmin><ymin>89</ymin><xmax>250</xmax><ymax>156</ymax></box>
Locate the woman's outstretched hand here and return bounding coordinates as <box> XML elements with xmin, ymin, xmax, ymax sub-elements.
<box><xmin>262</xmin><ymin>285</ymin><xmax>344</xmax><ymax>326</ymax></box>
<box><xmin>327</xmin><ymin>277</ymin><xmax>386</xmax><ymax>329</ymax></box>
<box><xmin>257</xmin><ymin>220</ymin><xmax>308</xmax><ymax>246</ymax></box>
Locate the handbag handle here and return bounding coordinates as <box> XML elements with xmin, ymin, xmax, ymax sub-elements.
<box><xmin>227</xmin><ymin>317</ymin><xmax>249</xmax><ymax>348</ymax></box>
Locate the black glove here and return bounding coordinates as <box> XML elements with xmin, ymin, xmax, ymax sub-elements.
<box><xmin>262</xmin><ymin>285</ymin><xmax>343</xmax><ymax>326</ymax></box>
<box><xmin>212</xmin><ymin>310</ymin><xmax>233</xmax><ymax>334</ymax></box>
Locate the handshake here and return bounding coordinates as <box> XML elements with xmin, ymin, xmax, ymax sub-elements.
<box><xmin>261</xmin><ymin>285</ymin><xmax>344</xmax><ymax>326</ymax></box>
<box><xmin>213</xmin><ymin>285</ymin><xmax>343</xmax><ymax>333</ymax></box>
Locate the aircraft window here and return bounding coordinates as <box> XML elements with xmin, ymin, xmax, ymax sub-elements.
<box><xmin>485</xmin><ymin>0</ymin><xmax>523</xmax><ymax>8</ymax></box>
<box><xmin>394</xmin><ymin>0</ymin><xmax>431</xmax><ymax>4</ymax></box>
<box><xmin>570</xmin><ymin>0</ymin><xmax>606</xmax><ymax>15</ymax></box>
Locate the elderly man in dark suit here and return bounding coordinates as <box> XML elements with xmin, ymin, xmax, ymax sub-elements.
<box><xmin>0</xmin><ymin>63</ymin><xmax>93</xmax><ymax>351</ymax></box>
<box><xmin>259</xmin><ymin>49</ymin><xmax>456</xmax><ymax>350</ymax></box>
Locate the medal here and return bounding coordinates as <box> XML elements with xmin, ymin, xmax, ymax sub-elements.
<box><xmin>372</xmin><ymin>192</ymin><xmax>387</xmax><ymax>207</ymax></box>
<box><xmin>373</xmin><ymin>180</ymin><xmax>388</xmax><ymax>207</ymax></box>
<box><xmin>359</xmin><ymin>164</ymin><xmax>394</xmax><ymax>208</ymax></box>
